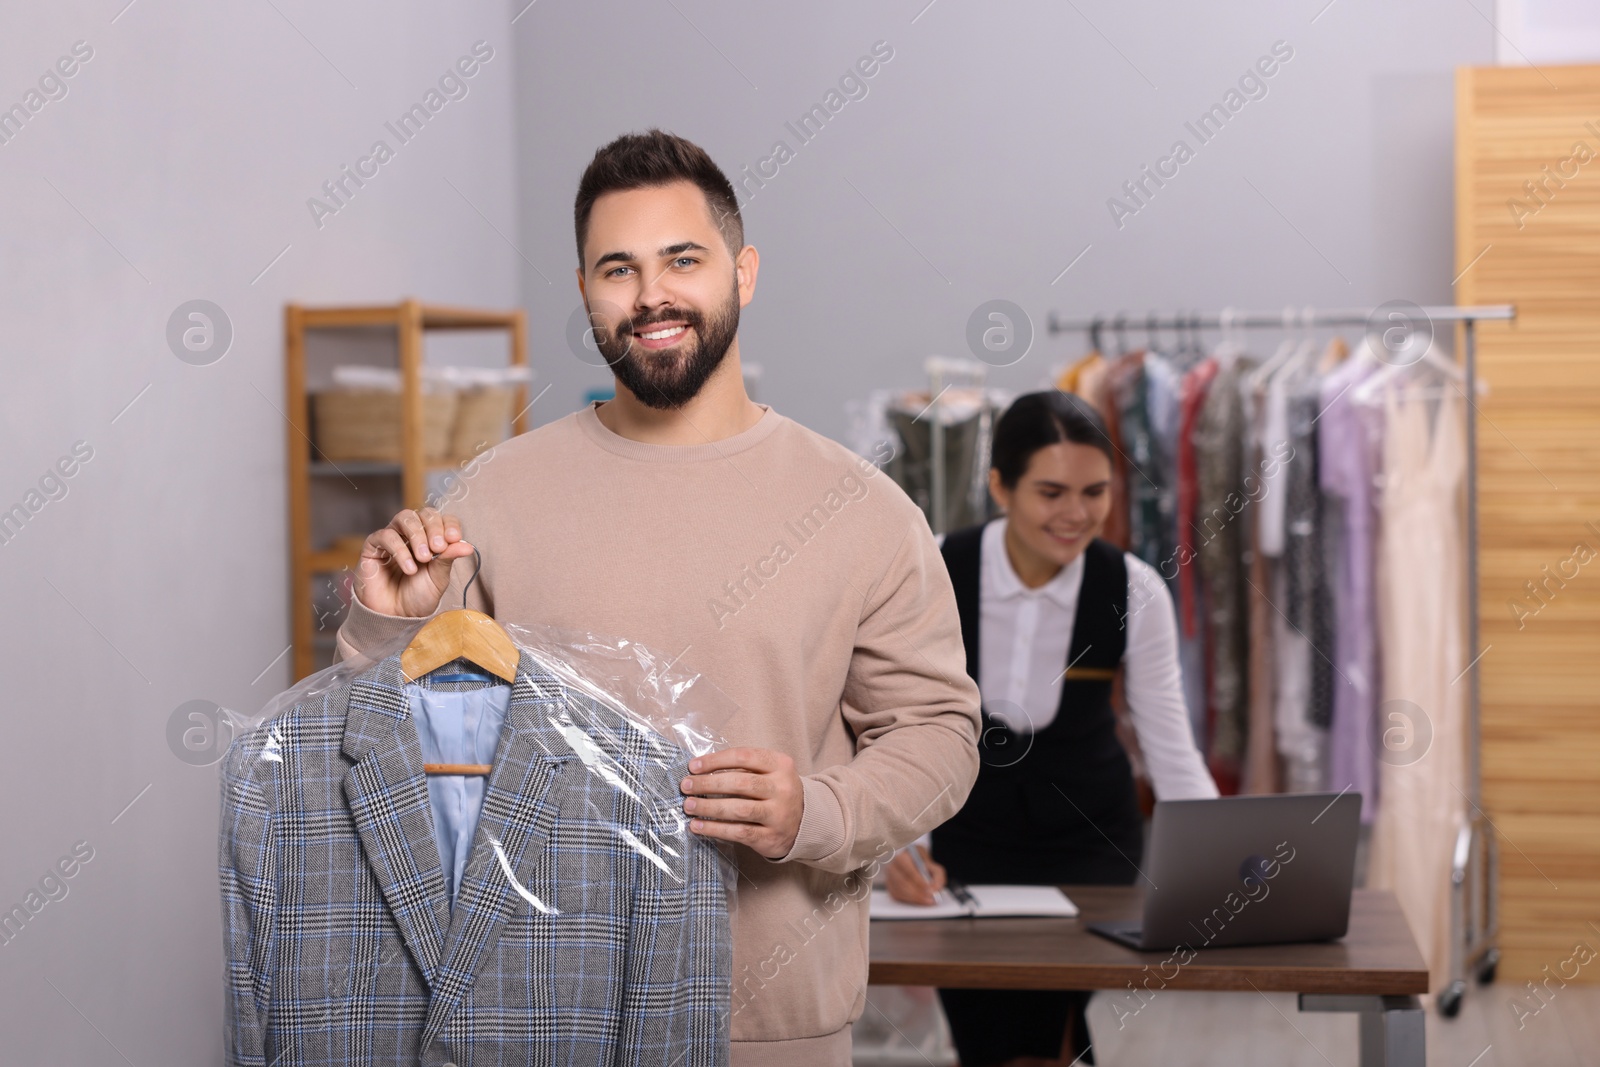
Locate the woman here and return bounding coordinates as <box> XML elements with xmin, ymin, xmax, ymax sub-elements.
<box><xmin>885</xmin><ymin>390</ymin><xmax>1217</xmax><ymax>1066</ymax></box>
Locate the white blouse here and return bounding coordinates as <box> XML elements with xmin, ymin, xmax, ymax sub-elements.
<box><xmin>972</xmin><ymin>518</ymin><xmax>1218</xmax><ymax>802</ymax></box>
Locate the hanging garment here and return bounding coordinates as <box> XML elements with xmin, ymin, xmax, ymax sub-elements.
<box><xmin>1318</xmin><ymin>345</ymin><xmax>1383</xmax><ymax>820</ymax></box>
<box><xmin>1368</xmin><ymin>388</ymin><xmax>1468</xmax><ymax>994</ymax></box>
<box><xmin>1056</xmin><ymin>351</ymin><xmax>1104</xmax><ymax>394</ymax></box>
<box><xmin>1113</xmin><ymin>354</ymin><xmax>1170</xmax><ymax>571</ymax></box>
<box><xmin>1262</xmin><ymin>360</ymin><xmax>1325</xmax><ymax>791</ymax></box>
<box><xmin>220</xmin><ymin>647</ymin><xmax>732</xmax><ymax>1067</ymax></box>
<box><xmin>1144</xmin><ymin>351</ymin><xmax>1184</xmax><ymax>592</ymax></box>
<box><xmin>1241</xmin><ymin>374</ymin><xmax>1281</xmax><ymax>794</ymax></box>
<box><xmin>1192</xmin><ymin>356</ymin><xmax>1257</xmax><ymax>787</ymax></box>
<box><xmin>1175</xmin><ymin>357</ymin><xmax>1220</xmax><ymax>745</ymax></box>
<box><xmin>886</xmin><ymin>391</ymin><xmax>1000</xmax><ymax>532</ymax></box>
<box><xmin>1284</xmin><ymin>375</ymin><xmax>1335</xmax><ymax>732</ymax></box>
<box><xmin>1093</xmin><ymin>353</ymin><xmax>1141</xmax><ymax>550</ymax></box>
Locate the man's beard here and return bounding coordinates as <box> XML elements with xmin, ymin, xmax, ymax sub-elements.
<box><xmin>590</xmin><ymin>283</ymin><xmax>741</xmax><ymax>411</ymax></box>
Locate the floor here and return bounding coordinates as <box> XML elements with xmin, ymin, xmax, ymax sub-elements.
<box><xmin>853</xmin><ymin>983</ymin><xmax>1600</xmax><ymax>1066</ymax></box>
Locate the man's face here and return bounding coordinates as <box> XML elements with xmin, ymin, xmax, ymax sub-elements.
<box><xmin>578</xmin><ymin>181</ymin><xmax>752</xmax><ymax>410</ymax></box>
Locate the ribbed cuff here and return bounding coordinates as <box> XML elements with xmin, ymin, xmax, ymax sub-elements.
<box><xmin>777</xmin><ymin>776</ymin><xmax>846</xmax><ymax>865</ymax></box>
<box><xmin>338</xmin><ymin>595</ymin><xmax>428</xmax><ymax>662</ymax></box>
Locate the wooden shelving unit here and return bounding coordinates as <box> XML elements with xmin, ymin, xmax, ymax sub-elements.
<box><xmin>1456</xmin><ymin>65</ymin><xmax>1600</xmax><ymax>985</ymax></box>
<box><xmin>284</xmin><ymin>298</ymin><xmax>528</xmax><ymax>681</ymax></box>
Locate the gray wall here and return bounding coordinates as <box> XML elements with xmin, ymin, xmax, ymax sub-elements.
<box><xmin>0</xmin><ymin>0</ymin><xmax>1495</xmax><ymax>1063</ymax></box>
<box><xmin>514</xmin><ymin>0</ymin><xmax>1492</xmax><ymax>442</ymax></box>
<box><xmin>0</xmin><ymin>1</ymin><xmax>520</xmax><ymax>1062</ymax></box>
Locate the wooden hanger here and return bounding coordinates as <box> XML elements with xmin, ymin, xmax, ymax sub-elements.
<box><xmin>401</xmin><ymin>547</ymin><xmax>517</xmax><ymax>777</ymax></box>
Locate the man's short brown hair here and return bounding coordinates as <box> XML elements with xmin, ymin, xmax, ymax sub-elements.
<box><xmin>574</xmin><ymin>129</ymin><xmax>744</xmax><ymax>267</ymax></box>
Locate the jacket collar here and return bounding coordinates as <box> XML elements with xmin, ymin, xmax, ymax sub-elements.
<box><xmin>340</xmin><ymin>646</ymin><xmax>577</xmax><ymax>1042</ymax></box>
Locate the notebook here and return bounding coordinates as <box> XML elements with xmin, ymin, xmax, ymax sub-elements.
<box><xmin>869</xmin><ymin>885</ymin><xmax>1079</xmax><ymax>920</ymax></box>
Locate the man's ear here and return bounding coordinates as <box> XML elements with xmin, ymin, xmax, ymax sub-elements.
<box><xmin>735</xmin><ymin>244</ymin><xmax>759</xmax><ymax>307</ymax></box>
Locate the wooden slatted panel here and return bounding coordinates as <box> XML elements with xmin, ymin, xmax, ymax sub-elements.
<box><xmin>1457</xmin><ymin>64</ymin><xmax>1600</xmax><ymax>983</ymax></box>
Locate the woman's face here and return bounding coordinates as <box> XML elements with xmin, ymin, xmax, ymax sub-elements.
<box><xmin>989</xmin><ymin>441</ymin><xmax>1113</xmax><ymax>568</ymax></box>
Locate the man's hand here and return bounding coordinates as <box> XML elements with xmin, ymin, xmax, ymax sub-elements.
<box><xmin>353</xmin><ymin>507</ymin><xmax>476</xmax><ymax>617</ymax></box>
<box><xmin>680</xmin><ymin>748</ymin><xmax>804</xmax><ymax>859</ymax></box>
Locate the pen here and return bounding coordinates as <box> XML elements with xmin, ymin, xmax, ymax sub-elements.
<box><xmin>903</xmin><ymin>845</ymin><xmax>942</xmax><ymax>903</ymax></box>
<box><xmin>947</xmin><ymin>881</ymin><xmax>978</xmax><ymax>910</ymax></box>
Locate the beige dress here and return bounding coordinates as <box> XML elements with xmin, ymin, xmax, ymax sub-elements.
<box><xmin>1368</xmin><ymin>387</ymin><xmax>1468</xmax><ymax>995</ymax></box>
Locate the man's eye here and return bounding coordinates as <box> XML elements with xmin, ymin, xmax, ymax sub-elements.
<box><xmin>605</xmin><ymin>266</ymin><xmax>633</xmax><ymax>278</ymax></box>
<box><xmin>673</xmin><ymin>257</ymin><xmax>698</xmax><ymax>268</ymax></box>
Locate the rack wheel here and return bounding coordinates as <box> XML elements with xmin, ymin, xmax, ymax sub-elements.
<box><xmin>1438</xmin><ymin>981</ymin><xmax>1466</xmax><ymax>1018</ymax></box>
<box><xmin>1478</xmin><ymin>949</ymin><xmax>1500</xmax><ymax>985</ymax></box>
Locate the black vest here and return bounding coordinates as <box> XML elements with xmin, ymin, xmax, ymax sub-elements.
<box><xmin>930</xmin><ymin>522</ymin><xmax>1143</xmax><ymax>886</ymax></box>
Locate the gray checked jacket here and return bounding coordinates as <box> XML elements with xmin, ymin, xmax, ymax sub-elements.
<box><xmin>220</xmin><ymin>647</ymin><xmax>731</xmax><ymax>1066</ymax></box>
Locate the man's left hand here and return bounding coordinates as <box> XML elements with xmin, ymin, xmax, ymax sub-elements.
<box><xmin>681</xmin><ymin>747</ymin><xmax>804</xmax><ymax>859</ymax></box>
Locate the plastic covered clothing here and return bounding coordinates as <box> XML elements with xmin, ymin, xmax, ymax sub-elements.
<box><xmin>219</xmin><ymin>622</ymin><xmax>734</xmax><ymax>1067</ymax></box>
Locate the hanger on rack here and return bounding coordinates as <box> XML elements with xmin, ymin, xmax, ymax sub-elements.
<box><xmin>1351</xmin><ymin>332</ymin><xmax>1476</xmax><ymax>407</ymax></box>
<box><xmin>1213</xmin><ymin>305</ymin><xmax>1252</xmax><ymax>369</ymax></box>
<box><xmin>401</xmin><ymin>547</ymin><xmax>518</xmax><ymax>777</ymax></box>
<box><xmin>1176</xmin><ymin>309</ymin><xmax>1205</xmax><ymax>368</ymax></box>
<box><xmin>1247</xmin><ymin>306</ymin><xmax>1312</xmax><ymax>393</ymax></box>
<box><xmin>1088</xmin><ymin>315</ymin><xmax>1105</xmax><ymax>356</ymax></box>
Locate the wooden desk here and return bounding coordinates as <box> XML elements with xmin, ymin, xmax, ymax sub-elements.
<box><xmin>869</xmin><ymin>886</ymin><xmax>1429</xmax><ymax>1067</ymax></box>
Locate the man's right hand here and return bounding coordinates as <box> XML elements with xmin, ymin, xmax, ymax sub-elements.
<box><xmin>353</xmin><ymin>507</ymin><xmax>476</xmax><ymax>617</ymax></box>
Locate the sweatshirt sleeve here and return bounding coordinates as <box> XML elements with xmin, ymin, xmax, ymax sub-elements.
<box><xmin>778</xmin><ymin>523</ymin><xmax>980</xmax><ymax>874</ymax></box>
<box><xmin>333</xmin><ymin>549</ymin><xmax>490</xmax><ymax>664</ymax></box>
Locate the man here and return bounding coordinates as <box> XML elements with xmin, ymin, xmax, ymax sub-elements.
<box><xmin>337</xmin><ymin>129</ymin><xmax>979</xmax><ymax>1066</ymax></box>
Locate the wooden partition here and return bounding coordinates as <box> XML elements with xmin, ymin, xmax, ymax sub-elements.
<box><xmin>1456</xmin><ymin>65</ymin><xmax>1600</xmax><ymax>983</ymax></box>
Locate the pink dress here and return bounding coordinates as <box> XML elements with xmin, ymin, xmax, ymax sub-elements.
<box><xmin>1367</xmin><ymin>386</ymin><xmax>1467</xmax><ymax>996</ymax></box>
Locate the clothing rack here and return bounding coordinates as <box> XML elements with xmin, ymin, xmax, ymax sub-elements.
<box><xmin>1048</xmin><ymin>303</ymin><xmax>1516</xmax><ymax>1015</ymax></box>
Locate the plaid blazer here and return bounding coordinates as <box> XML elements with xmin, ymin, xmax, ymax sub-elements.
<box><xmin>220</xmin><ymin>648</ymin><xmax>731</xmax><ymax>1067</ymax></box>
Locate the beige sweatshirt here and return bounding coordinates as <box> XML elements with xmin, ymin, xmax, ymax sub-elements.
<box><xmin>335</xmin><ymin>402</ymin><xmax>980</xmax><ymax>1066</ymax></box>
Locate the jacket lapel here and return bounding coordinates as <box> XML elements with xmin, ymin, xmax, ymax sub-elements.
<box><xmin>341</xmin><ymin>655</ymin><xmax>452</xmax><ymax>989</ymax></box>
<box><xmin>422</xmin><ymin>651</ymin><xmax>572</xmax><ymax>1046</ymax></box>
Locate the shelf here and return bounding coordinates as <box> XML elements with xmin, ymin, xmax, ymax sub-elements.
<box><xmin>309</xmin><ymin>460</ymin><xmax>400</xmax><ymax>477</ymax></box>
<box><xmin>300</xmin><ymin>305</ymin><xmax>401</xmax><ymax>329</ymax></box>
<box><xmin>298</xmin><ymin>302</ymin><xmax>519</xmax><ymax>331</ymax></box>
<box><xmin>420</xmin><ymin>304</ymin><xmax>521</xmax><ymax>330</ymax></box>
<box><xmin>308</xmin><ymin>459</ymin><xmax>482</xmax><ymax>477</ymax></box>
<box><xmin>288</xmin><ymin>299</ymin><xmax>525</xmax><ymax>682</ymax></box>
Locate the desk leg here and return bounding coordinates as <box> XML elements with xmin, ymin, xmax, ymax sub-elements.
<box><xmin>1298</xmin><ymin>994</ymin><xmax>1424</xmax><ymax>1067</ymax></box>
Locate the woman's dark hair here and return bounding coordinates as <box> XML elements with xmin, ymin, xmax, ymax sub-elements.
<box><xmin>990</xmin><ymin>390</ymin><xmax>1114</xmax><ymax>489</ymax></box>
<box><xmin>574</xmin><ymin>129</ymin><xmax>744</xmax><ymax>268</ymax></box>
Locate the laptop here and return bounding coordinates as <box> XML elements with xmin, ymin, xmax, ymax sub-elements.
<box><xmin>1087</xmin><ymin>792</ymin><xmax>1361</xmax><ymax>951</ymax></box>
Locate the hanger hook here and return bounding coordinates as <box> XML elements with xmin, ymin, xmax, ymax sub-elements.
<box><xmin>1089</xmin><ymin>314</ymin><xmax>1103</xmax><ymax>353</ymax></box>
<box><xmin>1112</xmin><ymin>312</ymin><xmax>1128</xmax><ymax>355</ymax></box>
<box><xmin>463</xmin><ymin>546</ymin><xmax>483</xmax><ymax>610</ymax></box>
<box><xmin>1146</xmin><ymin>310</ymin><xmax>1160</xmax><ymax>351</ymax></box>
